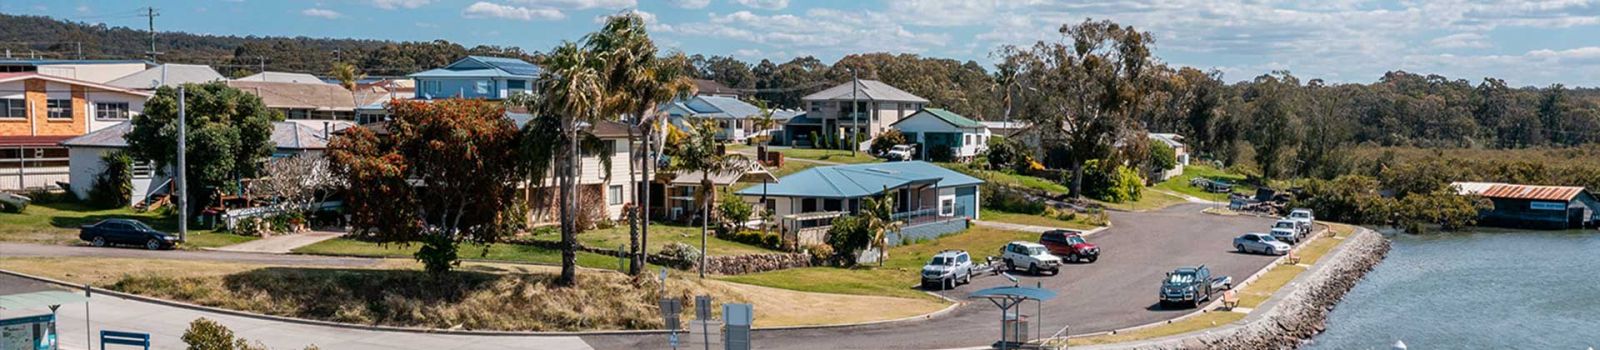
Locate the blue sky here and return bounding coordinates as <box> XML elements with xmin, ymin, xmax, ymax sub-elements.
<box><xmin>7</xmin><ymin>0</ymin><xmax>1600</xmax><ymax>86</ymax></box>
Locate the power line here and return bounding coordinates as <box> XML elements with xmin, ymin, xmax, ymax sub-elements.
<box><xmin>139</xmin><ymin>7</ymin><xmax>160</xmax><ymax>62</ymax></box>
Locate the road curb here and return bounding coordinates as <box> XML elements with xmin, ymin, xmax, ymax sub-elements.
<box><xmin>0</xmin><ymin>268</ymin><xmax>671</xmax><ymax>337</ymax></box>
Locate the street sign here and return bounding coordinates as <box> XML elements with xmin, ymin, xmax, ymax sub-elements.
<box><xmin>694</xmin><ymin>295</ymin><xmax>712</xmax><ymax>321</ymax></box>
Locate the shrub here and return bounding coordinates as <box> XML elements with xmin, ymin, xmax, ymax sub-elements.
<box><xmin>870</xmin><ymin>129</ymin><xmax>907</xmax><ymax>155</ymax></box>
<box><xmin>825</xmin><ymin>215</ymin><xmax>871</xmax><ymax>266</ymax></box>
<box><xmin>234</xmin><ymin>217</ymin><xmax>270</xmax><ymax>237</ymax></box>
<box><xmin>717</xmin><ymin>192</ymin><xmax>753</xmax><ymax>231</ymax></box>
<box><xmin>660</xmin><ymin>242</ymin><xmax>701</xmax><ymax>268</ymax></box>
<box><xmin>181</xmin><ymin>317</ymin><xmax>280</xmax><ymax>350</ymax></box>
<box><xmin>1043</xmin><ymin>206</ymin><xmax>1077</xmax><ymax>222</ymax></box>
<box><xmin>805</xmin><ymin>244</ymin><xmax>835</xmax><ymax>266</ymax></box>
<box><xmin>1147</xmin><ymin>139</ymin><xmax>1178</xmax><ymax>174</ymax></box>
<box><xmin>89</xmin><ymin>151</ymin><xmax>134</xmax><ymax>208</ymax></box>
<box><xmin>982</xmin><ymin>184</ymin><xmax>1045</xmax><ymax>214</ymax></box>
<box><xmin>1393</xmin><ymin>191</ymin><xmax>1488</xmax><ymax>233</ymax></box>
<box><xmin>415</xmin><ymin>232</ymin><xmax>460</xmax><ymax>275</ymax></box>
<box><xmin>928</xmin><ymin>146</ymin><xmax>954</xmax><ymax>162</ymax></box>
<box><xmin>984</xmin><ymin>137</ymin><xmax>1031</xmax><ymax>172</ymax></box>
<box><xmin>1081</xmin><ymin>160</ymin><xmax>1143</xmax><ymax>203</ymax></box>
<box><xmin>722</xmin><ymin>230</ymin><xmax>782</xmax><ymax>250</ymax></box>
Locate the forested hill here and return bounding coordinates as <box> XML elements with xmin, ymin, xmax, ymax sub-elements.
<box><xmin>0</xmin><ymin>13</ymin><xmax>536</xmax><ymax>77</ymax></box>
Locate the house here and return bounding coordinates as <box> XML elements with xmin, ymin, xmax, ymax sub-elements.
<box><xmin>105</xmin><ymin>64</ymin><xmax>226</xmax><ymax>90</ymax></box>
<box><xmin>734</xmin><ymin>161</ymin><xmax>983</xmax><ymax>246</ymax></box>
<box><xmin>692</xmin><ymin>79</ymin><xmax>742</xmax><ymax>98</ymax></box>
<box><xmin>235</xmin><ymin>71</ymin><xmax>331</xmax><ymax>85</ymax></box>
<box><xmin>980</xmin><ymin>120</ymin><xmax>1029</xmax><ymax>138</ymax></box>
<box><xmin>787</xmin><ymin>80</ymin><xmax>928</xmax><ymax>149</ymax></box>
<box><xmin>59</xmin><ymin>120</ymin><xmax>353</xmax><ymax>205</ymax></box>
<box><xmin>410</xmin><ymin>56</ymin><xmax>539</xmax><ymax>100</ymax></box>
<box><xmin>507</xmin><ymin>119</ymin><xmax>638</xmax><ymax>224</ymax></box>
<box><xmin>1147</xmin><ymin>133</ymin><xmax>1189</xmax><ymax>182</ymax></box>
<box><xmin>664</xmin><ymin>95</ymin><xmax>790</xmax><ymax>143</ymax></box>
<box><xmin>0</xmin><ymin>72</ymin><xmax>150</xmax><ymax>190</ymax></box>
<box><xmin>227</xmin><ymin>81</ymin><xmax>359</xmax><ymax>120</ymax></box>
<box><xmin>651</xmin><ymin>163</ymin><xmax>775</xmax><ymax>222</ymax></box>
<box><xmin>0</xmin><ymin>59</ymin><xmax>150</xmax><ymax>83</ymax></box>
<box><xmin>1453</xmin><ymin>182</ymin><xmax>1599</xmax><ymax>229</ymax></box>
<box><xmin>890</xmin><ymin>108</ymin><xmax>991</xmax><ymax>161</ymax></box>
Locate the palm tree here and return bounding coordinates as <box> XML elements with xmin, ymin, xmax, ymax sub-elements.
<box><xmin>588</xmin><ymin>12</ymin><xmax>696</xmax><ymax>275</ymax></box>
<box><xmin>329</xmin><ymin>62</ymin><xmax>366</xmax><ymax>90</ymax></box>
<box><xmin>860</xmin><ymin>188</ymin><xmax>902</xmax><ymax>267</ymax></box>
<box><xmin>514</xmin><ymin>41</ymin><xmax>605</xmax><ymax>286</ymax></box>
<box><xmin>667</xmin><ymin>120</ymin><xmax>750</xmax><ymax>278</ymax></box>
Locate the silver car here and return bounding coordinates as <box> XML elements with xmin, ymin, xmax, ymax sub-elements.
<box><xmin>1234</xmin><ymin>233</ymin><xmax>1290</xmax><ymax>255</ymax></box>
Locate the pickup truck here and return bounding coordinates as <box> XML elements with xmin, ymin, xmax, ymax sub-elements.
<box><xmin>1158</xmin><ymin>265</ymin><xmax>1232</xmax><ymax>309</ymax></box>
<box><xmin>1001</xmin><ymin>241</ymin><xmax>1062</xmax><ymax>276</ymax></box>
<box><xmin>1274</xmin><ymin>218</ymin><xmax>1310</xmax><ymax>238</ymax></box>
<box><xmin>1039</xmin><ymin>229</ymin><xmax>1099</xmax><ymax>263</ymax></box>
<box><xmin>921</xmin><ymin>250</ymin><xmax>974</xmax><ymax>290</ymax></box>
<box><xmin>884</xmin><ymin>144</ymin><xmax>916</xmax><ymax>161</ymax></box>
<box><xmin>1288</xmin><ymin>208</ymin><xmax>1316</xmax><ymax>228</ymax></box>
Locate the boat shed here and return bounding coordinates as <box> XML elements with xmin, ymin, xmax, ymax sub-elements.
<box><xmin>1453</xmin><ymin>182</ymin><xmax>1599</xmax><ymax>229</ymax></box>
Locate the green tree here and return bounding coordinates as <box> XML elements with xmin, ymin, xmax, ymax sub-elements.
<box><xmin>666</xmin><ymin>120</ymin><xmax>751</xmax><ymax>278</ymax></box>
<box><xmin>125</xmin><ymin>82</ymin><xmax>278</xmax><ymax>211</ymax></box>
<box><xmin>328</xmin><ymin>62</ymin><xmax>366</xmax><ymax>90</ymax></box>
<box><xmin>1243</xmin><ymin>71</ymin><xmax>1303</xmax><ymax>180</ymax></box>
<box><xmin>1145</xmin><ymin>138</ymin><xmax>1177</xmax><ymax>180</ymax></box>
<box><xmin>717</xmin><ymin>188</ymin><xmax>753</xmax><ymax>233</ymax></box>
<box><xmin>327</xmin><ymin>99</ymin><xmax>523</xmax><ymax>275</ymax></box>
<box><xmin>514</xmin><ymin>41</ymin><xmax>609</xmax><ymax>285</ymax></box>
<box><xmin>859</xmin><ymin>190</ymin><xmax>902</xmax><ymax>267</ymax></box>
<box><xmin>870</xmin><ymin>129</ymin><xmax>907</xmax><ymax>156</ymax></box>
<box><xmin>88</xmin><ymin>151</ymin><xmax>134</xmax><ymax>208</ymax></box>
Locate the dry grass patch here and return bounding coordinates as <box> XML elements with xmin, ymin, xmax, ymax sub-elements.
<box><xmin>1064</xmin><ymin>311</ymin><xmax>1246</xmax><ymax>346</ymax></box>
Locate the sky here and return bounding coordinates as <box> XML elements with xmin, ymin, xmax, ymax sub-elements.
<box><xmin>6</xmin><ymin>0</ymin><xmax>1600</xmax><ymax>87</ymax></box>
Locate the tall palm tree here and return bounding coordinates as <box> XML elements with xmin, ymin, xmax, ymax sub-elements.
<box><xmin>860</xmin><ymin>188</ymin><xmax>902</xmax><ymax>267</ymax></box>
<box><xmin>588</xmin><ymin>12</ymin><xmax>696</xmax><ymax>275</ymax></box>
<box><xmin>515</xmin><ymin>41</ymin><xmax>605</xmax><ymax>286</ymax></box>
<box><xmin>667</xmin><ymin>120</ymin><xmax>750</xmax><ymax>278</ymax></box>
<box><xmin>329</xmin><ymin>62</ymin><xmax>366</xmax><ymax>90</ymax></box>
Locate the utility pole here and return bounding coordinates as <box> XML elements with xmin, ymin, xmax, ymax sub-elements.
<box><xmin>140</xmin><ymin>7</ymin><xmax>160</xmax><ymax>62</ymax></box>
<box><xmin>177</xmin><ymin>86</ymin><xmax>188</xmax><ymax>242</ymax></box>
<box><xmin>75</xmin><ymin>42</ymin><xmax>82</xmax><ymax>60</ymax></box>
<box><xmin>850</xmin><ymin>68</ymin><xmax>859</xmax><ymax>156</ymax></box>
<box><xmin>257</xmin><ymin>57</ymin><xmax>267</xmax><ymax>77</ymax></box>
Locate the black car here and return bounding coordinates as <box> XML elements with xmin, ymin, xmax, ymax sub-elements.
<box><xmin>79</xmin><ymin>219</ymin><xmax>176</xmax><ymax>250</ymax></box>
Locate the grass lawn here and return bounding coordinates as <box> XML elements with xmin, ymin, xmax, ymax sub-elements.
<box><xmin>1065</xmin><ymin>311</ymin><xmax>1246</xmax><ymax>346</ymax></box>
<box><xmin>940</xmin><ymin>163</ymin><xmax>1069</xmax><ymax>195</ymax></box>
<box><xmin>0</xmin><ymin>201</ymin><xmax>256</xmax><ymax>249</ymax></box>
<box><xmin>718</xmin><ymin>226</ymin><xmax>1037</xmax><ymax>300</ymax></box>
<box><xmin>1093</xmin><ymin>190</ymin><xmax>1187</xmax><ymax>212</ymax></box>
<box><xmin>293</xmin><ymin>237</ymin><xmax>652</xmax><ymax>272</ymax></box>
<box><xmin>1153</xmin><ymin>165</ymin><xmax>1255</xmax><ymax>202</ymax></box>
<box><xmin>979</xmin><ymin>209</ymin><xmax>1099</xmax><ymax>230</ymax></box>
<box><xmin>543</xmin><ymin>223</ymin><xmax>779</xmax><ymax>257</ymax></box>
<box><xmin>775</xmin><ymin>147</ymin><xmax>880</xmax><ymax>164</ymax></box>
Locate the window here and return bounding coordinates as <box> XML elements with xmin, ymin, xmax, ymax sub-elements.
<box><xmin>474</xmin><ymin>80</ymin><xmax>490</xmax><ymax>94</ymax></box>
<box><xmin>0</xmin><ymin>99</ymin><xmax>23</xmax><ymax>118</ymax></box>
<box><xmin>507</xmin><ymin>79</ymin><xmax>527</xmax><ymax>90</ymax></box>
<box><xmin>965</xmin><ymin>135</ymin><xmax>973</xmax><ymax>146</ymax></box>
<box><xmin>425</xmin><ymin>80</ymin><xmax>441</xmax><ymax>93</ymax></box>
<box><xmin>132</xmin><ymin>159</ymin><xmax>154</xmax><ymax>179</ymax></box>
<box><xmin>47</xmin><ymin>99</ymin><xmax>72</xmax><ymax>119</ymax></box>
<box><xmin>764</xmin><ymin>199</ymin><xmax>776</xmax><ymax>213</ymax></box>
<box><xmin>95</xmin><ymin>102</ymin><xmax>130</xmax><ymax>120</ymax></box>
<box><xmin>801</xmin><ymin>198</ymin><xmax>817</xmax><ymax>212</ymax></box>
<box><xmin>824</xmin><ymin>199</ymin><xmax>842</xmax><ymax>211</ymax></box>
<box><xmin>608</xmin><ymin>185</ymin><xmax>624</xmax><ymax>205</ymax></box>
<box><xmin>287</xmin><ymin>109</ymin><xmax>310</xmax><ymax>120</ymax></box>
<box><xmin>941</xmin><ymin>198</ymin><xmax>954</xmax><ymax>216</ymax></box>
<box><xmin>809</xmin><ymin>102</ymin><xmax>820</xmax><ymax>112</ymax></box>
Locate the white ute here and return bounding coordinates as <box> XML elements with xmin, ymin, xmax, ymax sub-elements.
<box><xmin>1001</xmin><ymin>241</ymin><xmax>1062</xmax><ymax>276</ymax></box>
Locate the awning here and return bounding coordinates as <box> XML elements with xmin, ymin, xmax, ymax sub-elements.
<box><xmin>0</xmin><ymin>291</ymin><xmax>88</xmax><ymax>310</ymax></box>
<box><xmin>968</xmin><ymin>286</ymin><xmax>1058</xmax><ymax>302</ymax></box>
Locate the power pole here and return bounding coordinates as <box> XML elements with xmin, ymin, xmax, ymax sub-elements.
<box><xmin>140</xmin><ymin>7</ymin><xmax>160</xmax><ymax>62</ymax></box>
<box><xmin>257</xmin><ymin>57</ymin><xmax>267</xmax><ymax>77</ymax></box>
<box><xmin>850</xmin><ymin>68</ymin><xmax>859</xmax><ymax>156</ymax></box>
<box><xmin>75</xmin><ymin>42</ymin><xmax>82</xmax><ymax>60</ymax></box>
<box><xmin>177</xmin><ymin>86</ymin><xmax>188</xmax><ymax>242</ymax></box>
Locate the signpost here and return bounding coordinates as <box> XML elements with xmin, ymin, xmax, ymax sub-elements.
<box><xmin>659</xmin><ymin>298</ymin><xmax>682</xmax><ymax>350</ymax></box>
<box><xmin>722</xmin><ymin>303</ymin><xmax>753</xmax><ymax>350</ymax></box>
<box><xmin>695</xmin><ymin>295</ymin><xmax>712</xmax><ymax>350</ymax></box>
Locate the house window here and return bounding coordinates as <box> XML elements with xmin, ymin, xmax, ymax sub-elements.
<box><xmin>95</xmin><ymin>102</ymin><xmax>130</xmax><ymax>120</ymax></box>
<box><xmin>425</xmin><ymin>80</ymin><xmax>441</xmax><ymax>94</ymax></box>
<box><xmin>941</xmin><ymin>198</ymin><xmax>955</xmax><ymax>216</ymax></box>
<box><xmin>132</xmin><ymin>159</ymin><xmax>154</xmax><ymax>179</ymax></box>
<box><xmin>809</xmin><ymin>102</ymin><xmax>820</xmax><ymax>112</ymax></box>
<box><xmin>507</xmin><ymin>79</ymin><xmax>527</xmax><ymax>90</ymax></box>
<box><xmin>965</xmin><ymin>135</ymin><xmax>973</xmax><ymax>146</ymax></box>
<box><xmin>0</xmin><ymin>99</ymin><xmax>23</xmax><ymax>118</ymax></box>
<box><xmin>287</xmin><ymin>109</ymin><xmax>310</xmax><ymax>120</ymax></box>
<box><xmin>608</xmin><ymin>185</ymin><xmax>624</xmax><ymax>205</ymax></box>
<box><xmin>475</xmin><ymin>80</ymin><xmax>490</xmax><ymax>94</ymax></box>
<box><xmin>47</xmin><ymin>99</ymin><xmax>72</xmax><ymax>119</ymax></box>
<box><xmin>801</xmin><ymin>198</ymin><xmax>817</xmax><ymax>212</ymax></box>
<box><xmin>764</xmin><ymin>199</ymin><xmax>776</xmax><ymax>214</ymax></box>
<box><xmin>824</xmin><ymin>199</ymin><xmax>842</xmax><ymax>211</ymax></box>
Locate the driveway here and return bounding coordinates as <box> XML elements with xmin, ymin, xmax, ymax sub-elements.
<box><xmin>582</xmin><ymin>202</ymin><xmax>1277</xmax><ymax>350</ymax></box>
<box><xmin>208</xmin><ymin>230</ymin><xmax>347</xmax><ymax>254</ymax></box>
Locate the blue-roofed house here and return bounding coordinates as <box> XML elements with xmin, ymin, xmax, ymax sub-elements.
<box><xmin>663</xmin><ymin>95</ymin><xmax>798</xmax><ymax>143</ymax></box>
<box><xmin>734</xmin><ymin>161</ymin><xmax>983</xmax><ymax>246</ymax></box>
<box><xmin>409</xmin><ymin>56</ymin><xmax>539</xmax><ymax>100</ymax></box>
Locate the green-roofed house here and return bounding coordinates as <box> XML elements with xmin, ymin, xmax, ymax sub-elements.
<box><xmin>733</xmin><ymin>161</ymin><xmax>983</xmax><ymax>247</ymax></box>
<box><xmin>890</xmin><ymin>108</ymin><xmax>992</xmax><ymax>161</ymax></box>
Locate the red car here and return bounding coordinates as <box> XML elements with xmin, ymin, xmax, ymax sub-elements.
<box><xmin>1039</xmin><ymin>230</ymin><xmax>1099</xmax><ymax>263</ymax></box>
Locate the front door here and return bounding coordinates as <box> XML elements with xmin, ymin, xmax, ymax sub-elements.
<box><xmin>1570</xmin><ymin>208</ymin><xmax>1585</xmax><ymax>229</ymax></box>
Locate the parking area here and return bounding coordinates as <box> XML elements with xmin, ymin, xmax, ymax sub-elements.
<box><xmin>584</xmin><ymin>202</ymin><xmax>1281</xmax><ymax>350</ymax></box>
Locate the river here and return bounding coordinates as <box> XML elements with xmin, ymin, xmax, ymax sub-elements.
<box><xmin>1305</xmin><ymin>229</ymin><xmax>1600</xmax><ymax>349</ymax></box>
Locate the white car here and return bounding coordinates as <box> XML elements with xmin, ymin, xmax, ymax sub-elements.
<box><xmin>1288</xmin><ymin>208</ymin><xmax>1316</xmax><ymax>228</ymax></box>
<box><xmin>1269</xmin><ymin>227</ymin><xmax>1300</xmax><ymax>244</ymax></box>
<box><xmin>885</xmin><ymin>144</ymin><xmax>916</xmax><ymax>161</ymax></box>
<box><xmin>1001</xmin><ymin>241</ymin><xmax>1062</xmax><ymax>276</ymax></box>
<box><xmin>1234</xmin><ymin>233</ymin><xmax>1291</xmax><ymax>255</ymax></box>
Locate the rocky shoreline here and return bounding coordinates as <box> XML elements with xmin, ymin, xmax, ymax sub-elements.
<box><xmin>1125</xmin><ymin>228</ymin><xmax>1392</xmax><ymax>350</ymax></box>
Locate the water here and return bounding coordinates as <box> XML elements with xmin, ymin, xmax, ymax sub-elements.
<box><xmin>1305</xmin><ymin>229</ymin><xmax>1600</xmax><ymax>349</ymax></box>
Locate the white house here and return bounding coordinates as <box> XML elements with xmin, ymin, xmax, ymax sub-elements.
<box><xmin>786</xmin><ymin>80</ymin><xmax>928</xmax><ymax>149</ymax></box>
<box><xmin>889</xmin><ymin>108</ymin><xmax>991</xmax><ymax>161</ymax></box>
<box><xmin>1148</xmin><ymin>133</ymin><xmax>1188</xmax><ymax>181</ymax></box>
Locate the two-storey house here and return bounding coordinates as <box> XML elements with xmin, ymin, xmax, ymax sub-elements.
<box><xmin>410</xmin><ymin>56</ymin><xmax>539</xmax><ymax>100</ymax></box>
<box><xmin>0</xmin><ymin>72</ymin><xmax>149</xmax><ymax>190</ymax></box>
<box><xmin>785</xmin><ymin>80</ymin><xmax>927</xmax><ymax>150</ymax></box>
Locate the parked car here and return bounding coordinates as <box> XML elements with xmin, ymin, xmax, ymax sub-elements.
<box><xmin>885</xmin><ymin>144</ymin><xmax>917</xmax><ymax>161</ymax></box>
<box><xmin>1190</xmin><ymin>177</ymin><xmax>1233</xmax><ymax>193</ymax></box>
<box><xmin>1159</xmin><ymin>265</ymin><xmax>1232</xmax><ymax>309</ymax></box>
<box><xmin>1235</xmin><ymin>233</ymin><xmax>1291</xmax><ymax>255</ymax></box>
<box><xmin>79</xmin><ymin>219</ymin><xmax>176</xmax><ymax>250</ymax></box>
<box><xmin>1274</xmin><ymin>218</ymin><xmax>1311</xmax><ymax>237</ymax></box>
<box><xmin>1001</xmin><ymin>241</ymin><xmax>1062</xmax><ymax>276</ymax></box>
<box><xmin>1288</xmin><ymin>208</ymin><xmax>1316</xmax><ymax>228</ymax></box>
<box><xmin>921</xmin><ymin>250</ymin><xmax>974</xmax><ymax>290</ymax></box>
<box><xmin>1039</xmin><ymin>230</ymin><xmax>1100</xmax><ymax>263</ymax></box>
<box><xmin>1269</xmin><ymin>227</ymin><xmax>1300</xmax><ymax>245</ymax></box>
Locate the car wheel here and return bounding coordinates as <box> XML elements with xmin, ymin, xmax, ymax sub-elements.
<box><xmin>145</xmin><ymin>239</ymin><xmax>162</xmax><ymax>250</ymax></box>
<box><xmin>944</xmin><ymin>278</ymin><xmax>954</xmax><ymax>290</ymax></box>
<box><xmin>1028</xmin><ymin>263</ymin><xmax>1038</xmax><ymax>276</ymax></box>
<box><xmin>1193</xmin><ymin>297</ymin><xmax>1203</xmax><ymax>309</ymax></box>
<box><xmin>1004</xmin><ymin>259</ymin><xmax>1015</xmax><ymax>271</ymax></box>
<box><xmin>90</xmin><ymin>236</ymin><xmax>106</xmax><ymax>247</ymax></box>
<box><xmin>1068</xmin><ymin>253</ymin><xmax>1080</xmax><ymax>263</ymax></box>
<box><xmin>1235</xmin><ymin>244</ymin><xmax>1245</xmax><ymax>253</ymax></box>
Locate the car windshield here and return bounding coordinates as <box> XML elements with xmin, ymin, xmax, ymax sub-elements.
<box><xmin>930</xmin><ymin>257</ymin><xmax>950</xmax><ymax>266</ymax></box>
<box><xmin>1166</xmin><ymin>274</ymin><xmax>1195</xmax><ymax>285</ymax></box>
<box><xmin>1028</xmin><ymin>247</ymin><xmax>1047</xmax><ymax>256</ymax></box>
<box><xmin>1292</xmin><ymin>212</ymin><xmax>1309</xmax><ymax>218</ymax></box>
<box><xmin>1259</xmin><ymin>235</ymin><xmax>1277</xmax><ymax>242</ymax></box>
<box><xmin>1067</xmin><ymin>236</ymin><xmax>1086</xmax><ymax>245</ymax></box>
<box><xmin>1276</xmin><ymin>222</ymin><xmax>1294</xmax><ymax>228</ymax></box>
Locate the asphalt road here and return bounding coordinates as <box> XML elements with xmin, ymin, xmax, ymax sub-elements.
<box><xmin>583</xmin><ymin>203</ymin><xmax>1280</xmax><ymax>350</ymax></box>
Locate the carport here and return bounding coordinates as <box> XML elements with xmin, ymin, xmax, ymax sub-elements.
<box><xmin>969</xmin><ymin>285</ymin><xmax>1057</xmax><ymax>350</ymax></box>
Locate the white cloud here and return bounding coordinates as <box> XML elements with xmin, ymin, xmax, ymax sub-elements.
<box><xmin>370</xmin><ymin>0</ymin><xmax>432</xmax><ymax>10</ymax></box>
<box><xmin>733</xmin><ymin>0</ymin><xmax>788</xmax><ymax>10</ymax></box>
<box><xmin>659</xmin><ymin>9</ymin><xmax>947</xmax><ymax>59</ymax></box>
<box><xmin>1430</xmin><ymin>33</ymin><xmax>1492</xmax><ymax>49</ymax></box>
<box><xmin>75</xmin><ymin>5</ymin><xmax>90</xmax><ymax>13</ymax></box>
<box><xmin>593</xmin><ymin>9</ymin><xmax>656</xmax><ymax>24</ymax></box>
<box><xmin>511</xmin><ymin>0</ymin><xmax>636</xmax><ymax>10</ymax></box>
<box><xmin>462</xmin><ymin>2</ymin><xmax>565</xmax><ymax>21</ymax></box>
<box><xmin>670</xmin><ymin>0</ymin><xmax>710</xmax><ymax>9</ymax></box>
<box><xmin>301</xmin><ymin>8</ymin><xmax>343</xmax><ymax>19</ymax></box>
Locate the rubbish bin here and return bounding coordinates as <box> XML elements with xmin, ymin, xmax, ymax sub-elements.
<box><xmin>1002</xmin><ymin>311</ymin><xmax>1029</xmax><ymax>344</ymax></box>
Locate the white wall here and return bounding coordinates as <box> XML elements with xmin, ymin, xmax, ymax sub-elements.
<box><xmin>893</xmin><ymin>113</ymin><xmax>992</xmax><ymax>158</ymax></box>
<box><xmin>67</xmin><ymin>147</ymin><xmax>167</xmax><ymax>204</ymax></box>
<box><xmin>38</xmin><ymin>63</ymin><xmax>148</xmax><ymax>83</ymax></box>
<box><xmin>84</xmin><ymin>91</ymin><xmax>146</xmax><ymax>132</ymax></box>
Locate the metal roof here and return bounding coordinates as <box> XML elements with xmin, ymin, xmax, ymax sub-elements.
<box><xmin>0</xmin><ymin>291</ymin><xmax>88</xmax><ymax>310</ymax></box>
<box><xmin>968</xmin><ymin>286</ymin><xmax>1057</xmax><ymax>301</ymax></box>
<box><xmin>733</xmin><ymin>161</ymin><xmax>983</xmax><ymax>198</ymax></box>
<box><xmin>0</xmin><ymin>59</ymin><xmax>147</xmax><ymax>66</ymax></box>
<box><xmin>228</xmin><ymin>81</ymin><xmax>358</xmax><ymax>111</ymax></box>
<box><xmin>409</xmin><ymin>56</ymin><xmax>540</xmax><ymax>79</ymax></box>
<box><xmin>235</xmin><ymin>71</ymin><xmax>330</xmax><ymax>85</ymax></box>
<box><xmin>60</xmin><ymin>122</ymin><xmax>133</xmax><ymax>148</ymax></box>
<box><xmin>891</xmin><ymin>108</ymin><xmax>984</xmax><ymax>129</ymax></box>
<box><xmin>105</xmin><ymin>64</ymin><xmax>225</xmax><ymax>90</ymax></box>
<box><xmin>671</xmin><ymin>95</ymin><xmax>762</xmax><ymax>120</ymax></box>
<box><xmin>0</xmin><ymin>72</ymin><xmax>153</xmax><ymax>96</ymax></box>
<box><xmin>1478</xmin><ymin>183</ymin><xmax>1587</xmax><ymax>201</ymax></box>
<box><xmin>1</xmin><ymin>135</ymin><xmax>77</xmax><ymax>147</ymax></box>
<box><xmin>803</xmin><ymin>79</ymin><xmax>929</xmax><ymax>103</ymax></box>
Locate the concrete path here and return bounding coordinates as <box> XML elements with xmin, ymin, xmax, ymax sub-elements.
<box><xmin>0</xmin><ymin>274</ymin><xmax>594</xmax><ymax>350</ymax></box>
<box><xmin>209</xmin><ymin>230</ymin><xmax>346</xmax><ymax>254</ymax></box>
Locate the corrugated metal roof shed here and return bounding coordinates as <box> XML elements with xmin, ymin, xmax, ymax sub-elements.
<box><xmin>1480</xmin><ymin>184</ymin><xmax>1586</xmax><ymax>201</ymax></box>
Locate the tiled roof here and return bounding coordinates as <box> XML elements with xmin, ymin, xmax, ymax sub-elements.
<box><xmin>803</xmin><ymin>79</ymin><xmax>929</xmax><ymax>103</ymax></box>
<box><xmin>228</xmin><ymin>81</ymin><xmax>358</xmax><ymax>111</ymax></box>
<box><xmin>734</xmin><ymin>161</ymin><xmax>983</xmax><ymax>198</ymax></box>
<box><xmin>106</xmin><ymin>64</ymin><xmax>225</xmax><ymax>90</ymax></box>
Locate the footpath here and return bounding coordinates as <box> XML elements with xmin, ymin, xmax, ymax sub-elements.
<box><xmin>207</xmin><ymin>230</ymin><xmax>346</xmax><ymax>254</ymax></box>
